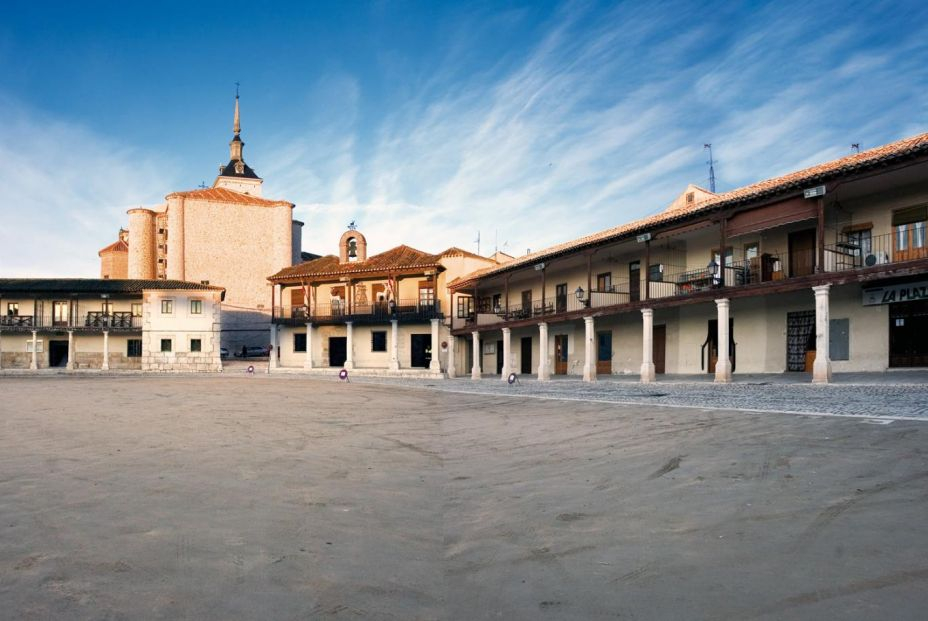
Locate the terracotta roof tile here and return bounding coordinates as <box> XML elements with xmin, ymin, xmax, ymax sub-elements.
<box><xmin>270</xmin><ymin>245</ymin><xmax>444</xmax><ymax>281</ymax></box>
<box><xmin>98</xmin><ymin>239</ymin><xmax>129</xmax><ymax>255</ymax></box>
<box><xmin>166</xmin><ymin>187</ymin><xmax>292</xmax><ymax>208</ymax></box>
<box><xmin>0</xmin><ymin>279</ymin><xmax>225</xmax><ymax>299</ymax></box>
<box><xmin>450</xmin><ymin>131</ymin><xmax>928</xmax><ymax>289</ymax></box>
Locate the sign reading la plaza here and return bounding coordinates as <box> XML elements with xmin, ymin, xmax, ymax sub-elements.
<box><xmin>862</xmin><ymin>281</ymin><xmax>928</xmax><ymax>306</ymax></box>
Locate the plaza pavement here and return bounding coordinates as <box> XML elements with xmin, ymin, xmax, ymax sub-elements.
<box><xmin>0</xmin><ymin>375</ymin><xmax>926</xmax><ymax>620</ymax></box>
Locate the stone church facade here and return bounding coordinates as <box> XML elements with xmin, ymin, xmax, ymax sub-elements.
<box><xmin>100</xmin><ymin>96</ymin><xmax>302</xmax><ymax>349</ymax></box>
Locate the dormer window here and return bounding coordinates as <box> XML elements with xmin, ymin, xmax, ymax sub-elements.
<box><xmin>686</xmin><ymin>192</ymin><xmax>695</xmax><ymax>204</ymax></box>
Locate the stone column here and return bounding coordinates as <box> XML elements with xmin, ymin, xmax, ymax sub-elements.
<box><xmin>640</xmin><ymin>309</ymin><xmax>656</xmax><ymax>383</ymax></box>
<box><xmin>102</xmin><ymin>330</ymin><xmax>110</xmax><ymax>371</ymax></box>
<box><xmin>389</xmin><ymin>319</ymin><xmax>400</xmax><ymax>371</ymax></box>
<box><xmin>447</xmin><ymin>336</ymin><xmax>457</xmax><ymax>378</ymax></box>
<box><xmin>471</xmin><ymin>331</ymin><xmax>481</xmax><ymax>380</ymax></box>
<box><xmin>304</xmin><ymin>323</ymin><xmax>314</xmax><ymax>369</ymax></box>
<box><xmin>537</xmin><ymin>322</ymin><xmax>550</xmax><ymax>381</ymax></box>
<box><xmin>812</xmin><ymin>284</ymin><xmax>832</xmax><ymax>384</ymax></box>
<box><xmin>583</xmin><ymin>316</ymin><xmax>596</xmax><ymax>383</ymax></box>
<box><xmin>269</xmin><ymin>323</ymin><xmax>278</xmax><ymax>371</ymax></box>
<box><xmin>500</xmin><ymin>327</ymin><xmax>512</xmax><ymax>380</ymax></box>
<box><xmin>66</xmin><ymin>330</ymin><xmax>75</xmax><ymax>370</ymax></box>
<box><xmin>714</xmin><ymin>299</ymin><xmax>732</xmax><ymax>383</ymax></box>
<box><xmin>30</xmin><ymin>330</ymin><xmax>37</xmax><ymax>370</ymax></box>
<box><xmin>430</xmin><ymin>318</ymin><xmax>441</xmax><ymax>372</ymax></box>
<box><xmin>344</xmin><ymin>321</ymin><xmax>354</xmax><ymax>370</ymax></box>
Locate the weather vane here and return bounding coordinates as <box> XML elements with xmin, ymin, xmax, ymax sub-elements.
<box><xmin>348</xmin><ymin>220</ymin><xmax>357</xmax><ymax>230</ymax></box>
<box><xmin>235</xmin><ymin>81</ymin><xmax>240</xmax><ymax>97</ymax></box>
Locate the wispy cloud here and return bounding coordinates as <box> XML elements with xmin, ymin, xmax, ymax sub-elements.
<box><xmin>0</xmin><ymin>98</ymin><xmax>179</xmax><ymax>276</ymax></box>
<box><xmin>2</xmin><ymin>1</ymin><xmax>926</xmax><ymax>276</ymax></box>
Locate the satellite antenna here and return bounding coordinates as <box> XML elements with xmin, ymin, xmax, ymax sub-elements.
<box><xmin>704</xmin><ymin>144</ymin><xmax>717</xmax><ymax>193</ymax></box>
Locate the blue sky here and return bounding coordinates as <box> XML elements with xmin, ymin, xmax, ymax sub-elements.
<box><xmin>1</xmin><ymin>0</ymin><xmax>927</xmax><ymax>276</ymax></box>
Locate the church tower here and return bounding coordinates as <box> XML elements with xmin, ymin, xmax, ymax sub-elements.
<box><xmin>214</xmin><ymin>92</ymin><xmax>264</xmax><ymax>196</ymax></box>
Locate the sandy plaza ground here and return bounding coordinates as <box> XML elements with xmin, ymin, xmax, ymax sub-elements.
<box><xmin>1</xmin><ymin>374</ymin><xmax>927</xmax><ymax>620</ymax></box>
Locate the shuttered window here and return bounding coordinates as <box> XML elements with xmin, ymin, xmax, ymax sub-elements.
<box><xmin>830</xmin><ymin>318</ymin><xmax>849</xmax><ymax>361</ymax></box>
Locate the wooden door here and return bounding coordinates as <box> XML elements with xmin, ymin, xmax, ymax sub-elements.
<box><xmin>596</xmin><ymin>331</ymin><xmax>612</xmax><ymax>375</ymax></box>
<box><xmin>653</xmin><ymin>325</ymin><xmax>666</xmax><ymax>374</ymax></box>
<box><xmin>889</xmin><ymin>301</ymin><xmax>928</xmax><ymax>367</ymax></box>
<box><xmin>707</xmin><ymin>319</ymin><xmax>718</xmax><ymax>373</ymax></box>
<box><xmin>520</xmin><ymin>337</ymin><xmax>532</xmax><ymax>374</ymax></box>
<box><xmin>495</xmin><ymin>340</ymin><xmax>504</xmax><ymax>374</ymax></box>
<box><xmin>554</xmin><ymin>335</ymin><xmax>568</xmax><ymax>374</ymax></box>
<box><xmin>410</xmin><ymin>334</ymin><xmax>432</xmax><ymax>368</ymax></box>
<box><xmin>521</xmin><ymin>290</ymin><xmax>532</xmax><ymax>317</ymax></box>
<box><xmin>788</xmin><ymin>229</ymin><xmax>816</xmax><ymax>277</ymax></box>
<box><xmin>629</xmin><ymin>261</ymin><xmax>640</xmax><ymax>302</ymax></box>
<box><xmin>52</xmin><ymin>301</ymin><xmax>69</xmax><ymax>326</ymax></box>
<box><xmin>893</xmin><ymin>223</ymin><xmax>928</xmax><ymax>262</ymax></box>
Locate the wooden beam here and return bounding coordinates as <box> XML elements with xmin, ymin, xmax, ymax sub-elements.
<box><xmin>816</xmin><ymin>197</ymin><xmax>825</xmax><ymax>273</ymax></box>
<box><xmin>644</xmin><ymin>240</ymin><xmax>651</xmax><ymax>301</ymax></box>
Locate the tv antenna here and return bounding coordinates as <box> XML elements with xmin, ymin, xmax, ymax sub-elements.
<box><xmin>851</xmin><ymin>143</ymin><xmax>860</xmax><ymax>153</ymax></box>
<box><xmin>198</xmin><ymin>181</ymin><xmax>207</xmax><ymax>188</ymax></box>
<box><xmin>474</xmin><ymin>231</ymin><xmax>481</xmax><ymax>256</ymax></box>
<box><xmin>704</xmin><ymin>144</ymin><xmax>717</xmax><ymax>193</ymax></box>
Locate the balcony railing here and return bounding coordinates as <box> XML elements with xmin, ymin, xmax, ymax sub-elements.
<box><xmin>0</xmin><ymin>312</ymin><xmax>141</xmax><ymax>331</ymax></box>
<box><xmin>274</xmin><ymin>299</ymin><xmax>442</xmax><ymax>325</ymax></box>
<box><xmin>455</xmin><ymin>231</ymin><xmax>928</xmax><ymax>330</ymax></box>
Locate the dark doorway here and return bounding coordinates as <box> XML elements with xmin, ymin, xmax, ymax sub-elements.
<box><xmin>411</xmin><ymin>334</ymin><xmax>432</xmax><ymax>368</ymax></box>
<box><xmin>521</xmin><ymin>337</ymin><xmax>532</xmax><ymax>374</ymax></box>
<box><xmin>328</xmin><ymin>336</ymin><xmax>347</xmax><ymax>367</ymax></box>
<box><xmin>596</xmin><ymin>331</ymin><xmax>612</xmax><ymax>375</ymax></box>
<box><xmin>629</xmin><ymin>261</ymin><xmax>641</xmax><ymax>302</ymax></box>
<box><xmin>704</xmin><ymin>319</ymin><xmax>736</xmax><ymax>373</ymax></box>
<box><xmin>555</xmin><ymin>335</ymin><xmax>568</xmax><ymax>375</ymax></box>
<box><xmin>786</xmin><ymin>310</ymin><xmax>816</xmax><ymax>371</ymax></box>
<box><xmin>49</xmin><ymin>340</ymin><xmax>69</xmax><ymax>368</ymax></box>
<box><xmin>890</xmin><ymin>300</ymin><xmax>928</xmax><ymax>367</ymax></box>
<box><xmin>789</xmin><ymin>229</ymin><xmax>816</xmax><ymax>277</ymax></box>
<box><xmin>653</xmin><ymin>325</ymin><xmax>666</xmax><ymax>374</ymax></box>
<box><xmin>495</xmin><ymin>339</ymin><xmax>504</xmax><ymax>374</ymax></box>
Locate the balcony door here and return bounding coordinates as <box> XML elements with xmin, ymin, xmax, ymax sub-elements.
<box><xmin>555</xmin><ymin>284</ymin><xmax>567</xmax><ymax>313</ymax></box>
<box><xmin>629</xmin><ymin>261</ymin><xmax>640</xmax><ymax>302</ymax></box>
<box><xmin>788</xmin><ymin>229</ymin><xmax>816</xmax><ymax>277</ymax></box>
<box><xmin>52</xmin><ymin>301</ymin><xmax>69</xmax><ymax>326</ymax></box>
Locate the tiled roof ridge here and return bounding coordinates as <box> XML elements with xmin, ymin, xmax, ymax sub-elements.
<box><xmin>0</xmin><ymin>278</ymin><xmax>225</xmax><ymax>292</ymax></box>
<box><xmin>98</xmin><ymin>239</ymin><xmax>129</xmax><ymax>255</ymax></box>
<box><xmin>166</xmin><ymin>187</ymin><xmax>292</xmax><ymax>207</ymax></box>
<box><xmin>449</xmin><ymin>130</ymin><xmax>928</xmax><ymax>288</ymax></box>
<box><xmin>270</xmin><ymin>244</ymin><xmax>445</xmax><ymax>281</ymax></box>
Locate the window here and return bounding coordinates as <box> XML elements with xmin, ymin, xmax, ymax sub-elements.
<box><xmin>845</xmin><ymin>229</ymin><xmax>872</xmax><ymax>258</ymax></box>
<box><xmin>102</xmin><ymin>301</ymin><xmax>114</xmax><ymax>315</ymax></box>
<box><xmin>160</xmin><ymin>339</ymin><xmax>172</xmax><ymax>352</ymax></box>
<box><xmin>294</xmin><ymin>333</ymin><xmax>307</xmax><ymax>352</ymax></box>
<box><xmin>596</xmin><ymin>272</ymin><xmax>612</xmax><ymax>292</ymax></box>
<box><xmin>686</xmin><ymin>191</ymin><xmax>695</xmax><ymax>204</ymax></box>
<box><xmin>190</xmin><ymin>338</ymin><xmax>202</xmax><ymax>352</ymax></box>
<box><xmin>892</xmin><ymin>206</ymin><xmax>928</xmax><ymax>257</ymax></box>
<box><xmin>744</xmin><ymin>243</ymin><xmax>759</xmax><ymax>262</ymax></box>
<box><xmin>371</xmin><ymin>331</ymin><xmax>387</xmax><ymax>352</ymax></box>
<box><xmin>200</xmin><ymin>280</ymin><xmax>210</xmax><ymax>285</ymax></box>
<box><xmin>161</xmin><ymin>300</ymin><xmax>173</xmax><ymax>314</ymax></box>
<box><xmin>419</xmin><ymin>281</ymin><xmax>435</xmax><ymax>305</ymax></box>
<box><xmin>648</xmin><ymin>264</ymin><xmax>664</xmax><ymax>283</ymax></box>
<box><xmin>6</xmin><ymin>303</ymin><xmax>17</xmax><ymax>316</ymax></box>
<box><xmin>53</xmin><ymin>301</ymin><xmax>68</xmax><ymax>326</ymax></box>
<box><xmin>190</xmin><ymin>299</ymin><xmax>203</xmax><ymax>315</ymax></box>
<box><xmin>555</xmin><ymin>283</ymin><xmax>567</xmax><ymax>313</ymax></box>
<box><xmin>457</xmin><ymin>296</ymin><xmax>474</xmax><ymax>318</ymax></box>
<box><xmin>127</xmin><ymin>339</ymin><xmax>142</xmax><ymax>357</ymax></box>
<box><xmin>131</xmin><ymin>303</ymin><xmax>142</xmax><ymax>317</ymax></box>
<box><xmin>492</xmin><ymin>293</ymin><xmax>502</xmax><ymax>312</ymax></box>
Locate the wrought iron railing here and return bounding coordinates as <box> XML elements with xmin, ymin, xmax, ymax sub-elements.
<box><xmin>0</xmin><ymin>312</ymin><xmax>141</xmax><ymax>330</ymax></box>
<box><xmin>274</xmin><ymin>299</ymin><xmax>442</xmax><ymax>324</ymax></box>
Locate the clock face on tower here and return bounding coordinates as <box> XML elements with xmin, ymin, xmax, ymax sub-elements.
<box><xmin>235</xmin><ymin>161</ymin><xmax>245</xmax><ymax>174</ymax></box>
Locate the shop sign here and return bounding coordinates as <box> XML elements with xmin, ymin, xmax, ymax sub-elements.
<box><xmin>862</xmin><ymin>280</ymin><xmax>928</xmax><ymax>306</ymax></box>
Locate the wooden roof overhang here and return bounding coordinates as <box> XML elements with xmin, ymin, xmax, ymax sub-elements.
<box><xmin>448</xmin><ymin>140</ymin><xmax>928</xmax><ymax>292</ymax></box>
<box><xmin>451</xmin><ymin>256</ymin><xmax>928</xmax><ymax>336</ymax></box>
<box><xmin>269</xmin><ymin>265</ymin><xmax>445</xmax><ymax>287</ymax></box>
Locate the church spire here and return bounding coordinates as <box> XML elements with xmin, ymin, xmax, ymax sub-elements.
<box><xmin>233</xmin><ymin>83</ymin><xmax>241</xmax><ymax>135</ymax></box>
